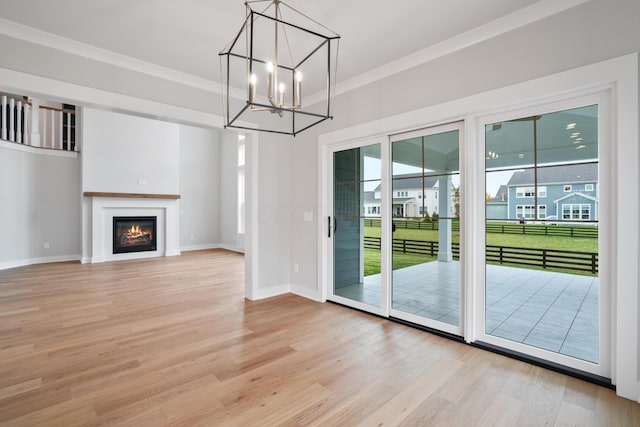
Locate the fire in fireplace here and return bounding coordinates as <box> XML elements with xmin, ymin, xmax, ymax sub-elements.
<box><xmin>113</xmin><ymin>216</ymin><xmax>157</xmax><ymax>254</ymax></box>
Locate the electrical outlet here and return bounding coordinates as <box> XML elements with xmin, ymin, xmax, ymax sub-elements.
<box><xmin>294</xmin><ymin>263</ymin><xmax>299</xmax><ymax>273</ymax></box>
<box><xmin>43</xmin><ymin>242</ymin><xmax>50</xmax><ymax>249</ymax></box>
<box><xmin>190</xmin><ymin>234</ymin><xmax>194</xmax><ymax>240</ymax></box>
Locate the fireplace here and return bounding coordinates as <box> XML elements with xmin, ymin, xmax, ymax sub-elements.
<box><xmin>113</xmin><ymin>216</ymin><xmax>157</xmax><ymax>254</ymax></box>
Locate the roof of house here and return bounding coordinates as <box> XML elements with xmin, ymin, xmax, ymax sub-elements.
<box><xmin>392</xmin><ymin>197</ymin><xmax>415</xmax><ymax>203</ymax></box>
<box><xmin>488</xmin><ymin>185</ymin><xmax>509</xmax><ymax>204</ymax></box>
<box><xmin>507</xmin><ymin>163</ymin><xmax>597</xmax><ymax>186</ymax></box>
<box><xmin>363</xmin><ymin>191</ymin><xmax>377</xmax><ymax>203</ymax></box>
<box><xmin>553</xmin><ymin>192</ymin><xmax>598</xmax><ymax>203</ymax></box>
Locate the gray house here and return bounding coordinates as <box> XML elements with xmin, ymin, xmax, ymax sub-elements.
<box><xmin>506</xmin><ymin>163</ymin><xmax>598</xmax><ymax>221</ymax></box>
<box><xmin>487</xmin><ymin>185</ymin><xmax>508</xmax><ymax>219</ymax></box>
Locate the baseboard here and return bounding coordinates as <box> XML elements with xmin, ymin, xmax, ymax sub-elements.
<box><xmin>165</xmin><ymin>249</ymin><xmax>181</xmax><ymax>257</ymax></box>
<box><xmin>0</xmin><ymin>254</ymin><xmax>81</xmax><ymax>270</ymax></box>
<box><xmin>180</xmin><ymin>244</ymin><xmax>220</xmax><ymax>252</ymax></box>
<box><xmin>218</xmin><ymin>244</ymin><xmax>245</xmax><ymax>254</ymax></box>
<box><xmin>290</xmin><ymin>284</ymin><xmax>323</xmax><ymax>301</ymax></box>
<box><xmin>249</xmin><ymin>284</ymin><xmax>290</xmax><ymax>300</ymax></box>
<box><xmin>180</xmin><ymin>244</ymin><xmax>244</xmax><ymax>254</ymax></box>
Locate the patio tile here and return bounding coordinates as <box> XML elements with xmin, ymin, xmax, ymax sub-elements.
<box><xmin>349</xmin><ymin>261</ymin><xmax>598</xmax><ymax>363</ymax></box>
<box><xmin>491</xmin><ymin>328</ymin><xmax>529</xmax><ymax>342</ymax></box>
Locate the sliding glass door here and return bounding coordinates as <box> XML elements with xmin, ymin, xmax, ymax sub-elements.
<box><xmin>328</xmin><ymin>124</ymin><xmax>463</xmax><ymax>336</ymax></box>
<box><xmin>331</xmin><ymin>142</ymin><xmax>384</xmax><ymax>312</ymax></box>
<box><xmin>389</xmin><ymin>123</ymin><xmax>462</xmax><ymax>335</ymax></box>
<box><xmin>324</xmin><ymin>95</ymin><xmax>610</xmax><ymax>379</ymax></box>
<box><xmin>481</xmin><ymin>100</ymin><xmax>609</xmax><ymax>376</ymax></box>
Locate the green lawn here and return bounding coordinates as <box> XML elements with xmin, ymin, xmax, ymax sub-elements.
<box><xmin>363</xmin><ymin>225</ymin><xmax>598</xmax><ymax>277</ymax></box>
<box><xmin>365</xmin><ymin>226</ymin><xmax>598</xmax><ymax>252</ymax></box>
<box><xmin>365</xmin><ymin>248</ymin><xmax>435</xmax><ymax>276</ymax></box>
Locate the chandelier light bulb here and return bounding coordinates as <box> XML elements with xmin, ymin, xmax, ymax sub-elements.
<box><xmin>278</xmin><ymin>82</ymin><xmax>285</xmax><ymax>106</ymax></box>
<box><xmin>249</xmin><ymin>74</ymin><xmax>257</xmax><ymax>103</ymax></box>
<box><xmin>266</xmin><ymin>62</ymin><xmax>274</xmax><ymax>73</ymax></box>
<box><xmin>294</xmin><ymin>71</ymin><xmax>302</xmax><ymax>107</ymax></box>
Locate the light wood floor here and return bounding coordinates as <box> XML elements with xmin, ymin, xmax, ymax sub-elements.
<box><xmin>0</xmin><ymin>249</ymin><xmax>638</xmax><ymax>426</ymax></box>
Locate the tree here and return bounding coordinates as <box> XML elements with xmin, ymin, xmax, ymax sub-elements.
<box><xmin>453</xmin><ymin>186</ymin><xmax>460</xmax><ymax>218</ymax></box>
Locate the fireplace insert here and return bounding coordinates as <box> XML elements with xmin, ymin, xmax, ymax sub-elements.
<box><xmin>113</xmin><ymin>216</ymin><xmax>157</xmax><ymax>254</ymax></box>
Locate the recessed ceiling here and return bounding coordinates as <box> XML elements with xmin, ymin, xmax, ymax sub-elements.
<box><xmin>0</xmin><ymin>0</ymin><xmax>580</xmax><ymax>91</ymax></box>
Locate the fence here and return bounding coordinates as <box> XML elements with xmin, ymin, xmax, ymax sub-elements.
<box><xmin>363</xmin><ymin>218</ymin><xmax>597</xmax><ymax>239</ymax></box>
<box><xmin>363</xmin><ymin>236</ymin><xmax>597</xmax><ymax>274</ymax></box>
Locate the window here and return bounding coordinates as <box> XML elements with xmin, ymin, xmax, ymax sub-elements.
<box><xmin>585</xmin><ymin>183</ymin><xmax>594</xmax><ymax>191</ymax></box>
<box><xmin>562</xmin><ymin>203</ymin><xmax>590</xmax><ymax>220</ymax></box>
<box><xmin>516</xmin><ymin>205</ymin><xmax>536</xmax><ymax>219</ymax></box>
<box><xmin>485</xmin><ymin>103</ymin><xmax>600</xmax><ymax>366</ymax></box>
<box><xmin>516</xmin><ymin>186</ymin><xmax>546</xmax><ymax>198</ymax></box>
<box><xmin>538</xmin><ymin>186</ymin><xmax>547</xmax><ymax>198</ymax></box>
<box><xmin>237</xmin><ymin>135</ymin><xmax>245</xmax><ymax>234</ymax></box>
<box><xmin>538</xmin><ymin>205</ymin><xmax>547</xmax><ymax>219</ymax></box>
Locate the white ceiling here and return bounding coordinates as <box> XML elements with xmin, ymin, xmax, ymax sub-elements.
<box><xmin>0</xmin><ymin>0</ymin><xmax>584</xmax><ymax>93</ymax></box>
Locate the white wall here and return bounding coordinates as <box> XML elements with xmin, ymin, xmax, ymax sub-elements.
<box><xmin>82</xmin><ymin>108</ymin><xmax>179</xmax><ymax>194</ymax></box>
<box><xmin>219</xmin><ymin>132</ymin><xmax>239</xmax><ymax>250</ymax></box>
<box><xmin>0</xmin><ymin>144</ymin><xmax>81</xmax><ymax>268</ymax></box>
<box><xmin>256</xmin><ymin>132</ymin><xmax>291</xmax><ymax>297</ymax></box>
<box><xmin>179</xmin><ymin>125</ymin><xmax>221</xmax><ymax>250</ymax></box>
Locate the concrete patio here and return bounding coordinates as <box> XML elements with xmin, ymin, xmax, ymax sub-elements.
<box><xmin>334</xmin><ymin>261</ymin><xmax>599</xmax><ymax>363</ymax></box>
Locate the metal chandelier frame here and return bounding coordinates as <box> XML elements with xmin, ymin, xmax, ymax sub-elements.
<box><xmin>219</xmin><ymin>0</ymin><xmax>340</xmax><ymax>136</ymax></box>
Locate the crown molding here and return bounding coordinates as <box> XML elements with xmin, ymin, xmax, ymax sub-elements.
<box><xmin>0</xmin><ymin>17</ymin><xmax>223</xmax><ymax>94</ymax></box>
<box><xmin>1</xmin><ymin>0</ymin><xmax>590</xmax><ymax>105</ymax></box>
<box><xmin>308</xmin><ymin>0</ymin><xmax>591</xmax><ymax>105</ymax></box>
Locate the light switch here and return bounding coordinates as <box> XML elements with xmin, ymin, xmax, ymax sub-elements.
<box><xmin>304</xmin><ymin>211</ymin><xmax>313</xmax><ymax>222</ymax></box>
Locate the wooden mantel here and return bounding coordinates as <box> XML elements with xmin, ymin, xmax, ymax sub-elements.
<box><xmin>83</xmin><ymin>192</ymin><xmax>180</xmax><ymax>199</ymax></box>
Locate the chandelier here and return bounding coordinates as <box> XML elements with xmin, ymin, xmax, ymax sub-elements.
<box><xmin>219</xmin><ymin>0</ymin><xmax>340</xmax><ymax>136</ymax></box>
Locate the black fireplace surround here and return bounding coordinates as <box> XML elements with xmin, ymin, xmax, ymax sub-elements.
<box><xmin>113</xmin><ymin>216</ymin><xmax>157</xmax><ymax>254</ymax></box>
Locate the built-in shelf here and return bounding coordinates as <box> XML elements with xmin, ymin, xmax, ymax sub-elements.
<box><xmin>83</xmin><ymin>192</ymin><xmax>181</xmax><ymax>199</ymax></box>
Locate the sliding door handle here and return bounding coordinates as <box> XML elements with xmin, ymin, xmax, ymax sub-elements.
<box><xmin>328</xmin><ymin>216</ymin><xmax>331</xmax><ymax>238</ymax></box>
